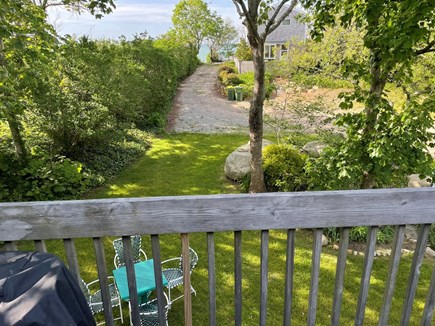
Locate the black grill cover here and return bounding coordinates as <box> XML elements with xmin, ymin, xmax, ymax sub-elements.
<box><xmin>0</xmin><ymin>251</ymin><xmax>95</xmax><ymax>326</ymax></box>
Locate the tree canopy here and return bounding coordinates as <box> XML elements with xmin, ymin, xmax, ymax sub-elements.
<box><xmin>172</xmin><ymin>0</ymin><xmax>220</xmax><ymax>53</ymax></box>
<box><xmin>302</xmin><ymin>0</ymin><xmax>435</xmax><ymax>189</ymax></box>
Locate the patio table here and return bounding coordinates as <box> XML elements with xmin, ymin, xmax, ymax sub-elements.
<box><xmin>112</xmin><ymin>259</ymin><xmax>168</xmax><ymax>301</ymax></box>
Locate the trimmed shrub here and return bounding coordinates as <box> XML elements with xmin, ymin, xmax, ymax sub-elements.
<box><xmin>324</xmin><ymin>226</ymin><xmax>395</xmax><ymax>244</ymax></box>
<box><xmin>263</xmin><ymin>144</ymin><xmax>308</xmax><ymax>192</ymax></box>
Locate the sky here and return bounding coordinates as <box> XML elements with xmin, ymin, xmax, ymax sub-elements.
<box><xmin>47</xmin><ymin>0</ymin><xmax>243</xmax><ymax>40</ymax></box>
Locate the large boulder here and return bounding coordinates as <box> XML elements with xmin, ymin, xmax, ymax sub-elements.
<box><xmin>407</xmin><ymin>174</ymin><xmax>432</xmax><ymax>188</ymax></box>
<box><xmin>302</xmin><ymin>141</ymin><xmax>327</xmax><ymax>157</ymax></box>
<box><xmin>224</xmin><ymin>139</ymin><xmax>274</xmax><ymax>180</ymax></box>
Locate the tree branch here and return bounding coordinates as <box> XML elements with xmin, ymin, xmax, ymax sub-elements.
<box><xmin>265</xmin><ymin>0</ymin><xmax>298</xmax><ymax>37</ymax></box>
<box><xmin>415</xmin><ymin>40</ymin><xmax>435</xmax><ymax>56</ymax></box>
<box><xmin>232</xmin><ymin>0</ymin><xmax>246</xmax><ymax>18</ymax></box>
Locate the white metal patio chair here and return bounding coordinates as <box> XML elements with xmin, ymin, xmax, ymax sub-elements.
<box><xmin>130</xmin><ymin>293</ymin><xmax>170</xmax><ymax>326</ymax></box>
<box><xmin>161</xmin><ymin>247</ymin><xmax>198</xmax><ymax>306</ymax></box>
<box><xmin>113</xmin><ymin>235</ymin><xmax>147</xmax><ymax>268</ymax></box>
<box><xmin>80</xmin><ymin>276</ymin><xmax>123</xmax><ymax>325</ymax></box>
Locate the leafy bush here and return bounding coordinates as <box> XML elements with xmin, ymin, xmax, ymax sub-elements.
<box><xmin>218</xmin><ymin>62</ymin><xmax>237</xmax><ymax>75</ymax></box>
<box><xmin>238</xmin><ymin>72</ymin><xmax>276</xmax><ymax>99</ymax></box>
<box><xmin>263</xmin><ymin>144</ymin><xmax>308</xmax><ymax>192</ymax></box>
<box><xmin>0</xmin><ymin>151</ymin><xmax>92</xmax><ymax>202</ymax></box>
<box><xmin>324</xmin><ymin>226</ymin><xmax>395</xmax><ymax>244</ymax></box>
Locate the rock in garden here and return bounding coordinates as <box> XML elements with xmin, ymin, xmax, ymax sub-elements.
<box><xmin>333</xmin><ymin>244</ymin><xmax>339</xmax><ymax>250</ymax></box>
<box><xmin>302</xmin><ymin>141</ymin><xmax>327</xmax><ymax>157</ymax></box>
<box><xmin>322</xmin><ymin>235</ymin><xmax>328</xmax><ymax>246</ymax></box>
<box><xmin>426</xmin><ymin>247</ymin><xmax>435</xmax><ymax>257</ymax></box>
<box><xmin>224</xmin><ymin>139</ymin><xmax>273</xmax><ymax>180</ymax></box>
<box><xmin>407</xmin><ymin>174</ymin><xmax>432</xmax><ymax>188</ymax></box>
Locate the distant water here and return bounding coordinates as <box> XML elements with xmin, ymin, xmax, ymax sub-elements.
<box><xmin>198</xmin><ymin>44</ymin><xmax>209</xmax><ymax>62</ymax></box>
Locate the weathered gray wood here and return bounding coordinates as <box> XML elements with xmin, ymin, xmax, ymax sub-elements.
<box><xmin>421</xmin><ymin>263</ymin><xmax>435</xmax><ymax>326</ymax></box>
<box><xmin>401</xmin><ymin>224</ymin><xmax>431</xmax><ymax>326</ymax></box>
<box><xmin>308</xmin><ymin>229</ymin><xmax>323</xmax><ymax>326</ymax></box>
<box><xmin>151</xmin><ymin>235</ymin><xmax>166</xmax><ymax>326</ymax></box>
<box><xmin>235</xmin><ymin>231</ymin><xmax>242</xmax><ymax>326</ymax></box>
<box><xmin>182</xmin><ymin>233</ymin><xmax>193</xmax><ymax>326</ymax></box>
<box><xmin>260</xmin><ymin>230</ymin><xmax>269</xmax><ymax>326</ymax></box>
<box><xmin>283</xmin><ymin>229</ymin><xmax>295</xmax><ymax>326</ymax></box>
<box><xmin>3</xmin><ymin>241</ymin><xmax>17</xmax><ymax>251</ymax></box>
<box><xmin>378</xmin><ymin>225</ymin><xmax>405</xmax><ymax>326</ymax></box>
<box><xmin>207</xmin><ymin>232</ymin><xmax>217</xmax><ymax>326</ymax></box>
<box><xmin>93</xmin><ymin>237</ymin><xmax>114</xmax><ymax>326</ymax></box>
<box><xmin>63</xmin><ymin>238</ymin><xmax>81</xmax><ymax>284</ymax></box>
<box><xmin>331</xmin><ymin>227</ymin><xmax>350</xmax><ymax>326</ymax></box>
<box><xmin>34</xmin><ymin>239</ymin><xmax>47</xmax><ymax>252</ymax></box>
<box><xmin>122</xmin><ymin>236</ymin><xmax>140</xmax><ymax>326</ymax></box>
<box><xmin>355</xmin><ymin>226</ymin><xmax>378</xmax><ymax>326</ymax></box>
<box><xmin>2</xmin><ymin>189</ymin><xmax>435</xmax><ymax>241</ymax></box>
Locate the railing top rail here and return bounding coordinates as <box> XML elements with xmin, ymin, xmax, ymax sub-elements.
<box><xmin>1</xmin><ymin>188</ymin><xmax>435</xmax><ymax>241</ymax></box>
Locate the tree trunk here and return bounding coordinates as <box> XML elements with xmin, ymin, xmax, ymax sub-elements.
<box><xmin>360</xmin><ymin>50</ymin><xmax>387</xmax><ymax>189</ymax></box>
<box><xmin>6</xmin><ymin>114</ymin><xmax>27</xmax><ymax>162</ymax></box>
<box><xmin>0</xmin><ymin>39</ymin><xmax>27</xmax><ymax>162</ymax></box>
<box><xmin>248</xmin><ymin>40</ymin><xmax>267</xmax><ymax>193</ymax></box>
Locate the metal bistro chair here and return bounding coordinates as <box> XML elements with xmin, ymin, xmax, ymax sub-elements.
<box><xmin>80</xmin><ymin>276</ymin><xmax>123</xmax><ymax>325</ymax></box>
<box><xmin>137</xmin><ymin>293</ymin><xmax>170</xmax><ymax>326</ymax></box>
<box><xmin>161</xmin><ymin>247</ymin><xmax>198</xmax><ymax>306</ymax></box>
<box><xmin>113</xmin><ymin>235</ymin><xmax>147</xmax><ymax>268</ymax></box>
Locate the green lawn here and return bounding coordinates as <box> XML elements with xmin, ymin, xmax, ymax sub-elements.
<box><xmin>17</xmin><ymin>133</ymin><xmax>434</xmax><ymax>325</ymax></box>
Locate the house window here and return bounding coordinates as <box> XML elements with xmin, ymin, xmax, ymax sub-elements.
<box><xmin>280</xmin><ymin>44</ymin><xmax>288</xmax><ymax>57</ymax></box>
<box><xmin>264</xmin><ymin>44</ymin><xmax>276</xmax><ymax>59</ymax></box>
<box><xmin>282</xmin><ymin>19</ymin><xmax>291</xmax><ymax>26</ymax></box>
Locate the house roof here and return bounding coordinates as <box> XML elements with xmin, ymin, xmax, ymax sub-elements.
<box><xmin>258</xmin><ymin>5</ymin><xmax>307</xmax><ymax>44</ymax></box>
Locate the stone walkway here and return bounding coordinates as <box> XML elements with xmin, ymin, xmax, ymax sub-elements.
<box><xmin>166</xmin><ymin>64</ymin><xmax>249</xmax><ymax>134</ymax></box>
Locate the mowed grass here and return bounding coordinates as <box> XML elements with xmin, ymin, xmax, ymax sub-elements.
<box><xmin>88</xmin><ymin>133</ymin><xmax>247</xmax><ymax>198</ymax></box>
<box><xmin>17</xmin><ymin>133</ymin><xmax>435</xmax><ymax>325</ymax></box>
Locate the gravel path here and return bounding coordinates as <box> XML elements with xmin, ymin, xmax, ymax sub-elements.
<box><xmin>167</xmin><ymin>65</ymin><xmax>249</xmax><ymax>133</ymax></box>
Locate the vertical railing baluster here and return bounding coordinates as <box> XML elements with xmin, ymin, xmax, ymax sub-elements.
<box><xmin>260</xmin><ymin>230</ymin><xmax>269</xmax><ymax>326</ymax></box>
<box><xmin>64</xmin><ymin>238</ymin><xmax>81</xmax><ymax>284</ymax></box>
<box><xmin>331</xmin><ymin>227</ymin><xmax>350</xmax><ymax>326</ymax></box>
<box><xmin>181</xmin><ymin>233</ymin><xmax>193</xmax><ymax>326</ymax></box>
<box><xmin>93</xmin><ymin>237</ymin><xmax>114</xmax><ymax>326</ymax></box>
<box><xmin>355</xmin><ymin>226</ymin><xmax>378</xmax><ymax>326</ymax></box>
<box><xmin>308</xmin><ymin>228</ymin><xmax>323</xmax><ymax>326</ymax></box>
<box><xmin>151</xmin><ymin>234</ymin><xmax>166</xmax><ymax>326</ymax></box>
<box><xmin>123</xmin><ymin>236</ymin><xmax>140</xmax><ymax>326</ymax></box>
<box><xmin>421</xmin><ymin>263</ymin><xmax>435</xmax><ymax>326</ymax></box>
<box><xmin>378</xmin><ymin>225</ymin><xmax>405</xmax><ymax>326</ymax></box>
<box><xmin>207</xmin><ymin>232</ymin><xmax>217</xmax><ymax>326</ymax></box>
<box><xmin>34</xmin><ymin>240</ymin><xmax>47</xmax><ymax>252</ymax></box>
<box><xmin>235</xmin><ymin>231</ymin><xmax>242</xmax><ymax>326</ymax></box>
<box><xmin>401</xmin><ymin>224</ymin><xmax>431</xmax><ymax>326</ymax></box>
<box><xmin>283</xmin><ymin>229</ymin><xmax>295</xmax><ymax>326</ymax></box>
<box><xmin>4</xmin><ymin>241</ymin><xmax>17</xmax><ymax>251</ymax></box>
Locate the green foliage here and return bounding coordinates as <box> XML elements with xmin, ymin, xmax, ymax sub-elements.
<box><xmin>272</xmin><ymin>25</ymin><xmax>363</xmax><ymax>88</ymax></box>
<box><xmin>172</xmin><ymin>0</ymin><xmax>221</xmax><ymax>53</ymax></box>
<box><xmin>0</xmin><ymin>150</ymin><xmax>92</xmax><ymax>202</ymax></box>
<box><xmin>237</xmin><ymin>72</ymin><xmax>276</xmax><ymax>99</ymax></box>
<box><xmin>262</xmin><ymin>144</ymin><xmax>308</xmax><ymax>192</ymax></box>
<box><xmin>300</xmin><ymin>0</ymin><xmax>435</xmax><ymax>189</ymax></box>
<box><xmin>1</xmin><ymin>7</ymin><xmax>198</xmax><ymax>202</ymax></box>
<box><xmin>429</xmin><ymin>225</ymin><xmax>435</xmax><ymax>250</ymax></box>
<box><xmin>234</xmin><ymin>38</ymin><xmax>253</xmax><ymax>61</ymax></box>
<box><xmin>218</xmin><ymin>61</ymin><xmax>237</xmax><ymax>74</ymax></box>
<box><xmin>324</xmin><ymin>226</ymin><xmax>395</xmax><ymax>244</ymax></box>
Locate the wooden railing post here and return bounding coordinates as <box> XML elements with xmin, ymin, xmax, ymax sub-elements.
<box><xmin>181</xmin><ymin>233</ymin><xmax>192</xmax><ymax>326</ymax></box>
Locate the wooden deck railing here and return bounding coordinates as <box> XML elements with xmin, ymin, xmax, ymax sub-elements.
<box><xmin>1</xmin><ymin>188</ymin><xmax>435</xmax><ymax>325</ymax></box>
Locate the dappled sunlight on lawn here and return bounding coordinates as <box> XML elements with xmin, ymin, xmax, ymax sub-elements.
<box><xmin>87</xmin><ymin>133</ymin><xmax>247</xmax><ymax>198</ymax></box>
<box><xmin>107</xmin><ymin>183</ymin><xmax>144</xmax><ymax>196</ymax></box>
